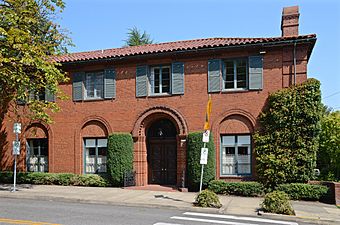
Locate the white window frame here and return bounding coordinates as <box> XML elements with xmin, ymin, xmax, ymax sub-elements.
<box><xmin>150</xmin><ymin>65</ymin><xmax>171</xmax><ymax>95</ymax></box>
<box><xmin>222</xmin><ymin>59</ymin><xmax>248</xmax><ymax>91</ymax></box>
<box><xmin>83</xmin><ymin>138</ymin><xmax>108</xmax><ymax>174</ymax></box>
<box><xmin>220</xmin><ymin>135</ymin><xmax>251</xmax><ymax>176</ymax></box>
<box><xmin>84</xmin><ymin>71</ymin><xmax>104</xmax><ymax>100</ymax></box>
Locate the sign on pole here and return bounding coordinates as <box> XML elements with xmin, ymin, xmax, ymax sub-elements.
<box><xmin>13</xmin><ymin>123</ymin><xmax>21</xmax><ymax>134</ymax></box>
<box><xmin>12</xmin><ymin>141</ymin><xmax>20</xmax><ymax>155</ymax></box>
<box><xmin>200</xmin><ymin>148</ymin><xmax>208</xmax><ymax>165</ymax></box>
<box><xmin>202</xmin><ymin>130</ymin><xmax>210</xmax><ymax>143</ymax></box>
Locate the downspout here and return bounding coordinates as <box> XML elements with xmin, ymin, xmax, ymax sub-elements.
<box><xmin>293</xmin><ymin>41</ymin><xmax>297</xmax><ymax>85</ymax></box>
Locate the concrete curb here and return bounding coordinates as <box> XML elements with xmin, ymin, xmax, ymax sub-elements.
<box><xmin>258</xmin><ymin>210</ymin><xmax>340</xmax><ymax>225</ymax></box>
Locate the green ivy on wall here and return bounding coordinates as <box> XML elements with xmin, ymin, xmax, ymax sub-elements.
<box><xmin>254</xmin><ymin>78</ymin><xmax>322</xmax><ymax>188</ymax></box>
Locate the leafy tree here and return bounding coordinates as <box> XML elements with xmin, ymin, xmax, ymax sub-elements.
<box><xmin>0</xmin><ymin>0</ymin><xmax>71</xmax><ymax>125</ymax></box>
<box><xmin>254</xmin><ymin>79</ymin><xmax>322</xmax><ymax>188</ymax></box>
<box><xmin>317</xmin><ymin>110</ymin><xmax>340</xmax><ymax>181</ymax></box>
<box><xmin>124</xmin><ymin>27</ymin><xmax>153</xmax><ymax>46</ymax></box>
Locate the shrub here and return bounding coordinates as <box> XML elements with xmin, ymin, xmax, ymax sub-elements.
<box><xmin>0</xmin><ymin>172</ymin><xmax>109</xmax><ymax>187</ymax></box>
<box><xmin>70</xmin><ymin>174</ymin><xmax>108</xmax><ymax>187</ymax></box>
<box><xmin>208</xmin><ymin>180</ymin><xmax>264</xmax><ymax>197</ymax></box>
<box><xmin>195</xmin><ymin>189</ymin><xmax>221</xmax><ymax>208</ymax></box>
<box><xmin>254</xmin><ymin>79</ymin><xmax>322</xmax><ymax>188</ymax></box>
<box><xmin>187</xmin><ymin>131</ymin><xmax>216</xmax><ymax>191</ymax></box>
<box><xmin>261</xmin><ymin>191</ymin><xmax>294</xmax><ymax>215</ymax></box>
<box><xmin>107</xmin><ymin>133</ymin><xmax>134</xmax><ymax>186</ymax></box>
<box><xmin>277</xmin><ymin>183</ymin><xmax>328</xmax><ymax>201</ymax></box>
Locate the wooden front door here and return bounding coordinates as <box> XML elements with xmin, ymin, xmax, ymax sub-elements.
<box><xmin>148</xmin><ymin>139</ymin><xmax>177</xmax><ymax>185</ymax></box>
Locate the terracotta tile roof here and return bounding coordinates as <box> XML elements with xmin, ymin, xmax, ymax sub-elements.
<box><xmin>52</xmin><ymin>34</ymin><xmax>316</xmax><ymax>63</ymax></box>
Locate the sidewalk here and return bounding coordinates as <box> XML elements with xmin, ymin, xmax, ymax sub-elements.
<box><xmin>0</xmin><ymin>184</ymin><xmax>339</xmax><ymax>224</ymax></box>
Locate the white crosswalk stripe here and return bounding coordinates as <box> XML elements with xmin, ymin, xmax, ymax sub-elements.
<box><xmin>155</xmin><ymin>211</ymin><xmax>299</xmax><ymax>225</ymax></box>
<box><xmin>182</xmin><ymin>212</ymin><xmax>299</xmax><ymax>225</ymax></box>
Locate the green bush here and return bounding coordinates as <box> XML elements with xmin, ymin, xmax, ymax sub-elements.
<box><xmin>208</xmin><ymin>180</ymin><xmax>264</xmax><ymax>197</ymax></box>
<box><xmin>195</xmin><ymin>189</ymin><xmax>221</xmax><ymax>208</ymax></box>
<box><xmin>70</xmin><ymin>174</ymin><xmax>108</xmax><ymax>187</ymax></box>
<box><xmin>254</xmin><ymin>78</ymin><xmax>322</xmax><ymax>188</ymax></box>
<box><xmin>0</xmin><ymin>172</ymin><xmax>109</xmax><ymax>187</ymax></box>
<box><xmin>107</xmin><ymin>133</ymin><xmax>133</xmax><ymax>186</ymax></box>
<box><xmin>187</xmin><ymin>131</ymin><xmax>216</xmax><ymax>191</ymax></box>
<box><xmin>261</xmin><ymin>191</ymin><xmax>295</xmax><ymax>215</ymax></box>
<box><xmin>277</xmin><ymin>183</ymin><xmax>328</xmax><ymax>201</ymax></box>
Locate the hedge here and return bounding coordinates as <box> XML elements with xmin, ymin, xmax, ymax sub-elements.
<box><xmin>187</xmin><ymin>131</ymin><xmax>215</xmax><ymax>191</ymax></box>
<box><xmin>106</xmin><ymin>133</ymin><xmax>133</xmax><ymax>186</ymax></box>
<box><xmin>0</xmin><ymin>172</ymin><xmax>108</xmax><ymax>187</ymax></box>
<box><xmin>254</xmin><ymin>78</ymin><xmax>322</xmax><ymax>188</ymax></box>
<box><xmin>208</xmin><ymin>180</ymin><xmax>264</xmax><ymax>197</ymax></box>
<box><xmin>277</xmin><ymin>183</ymin><xmax>329</xmax><ymax>201</ymax></box>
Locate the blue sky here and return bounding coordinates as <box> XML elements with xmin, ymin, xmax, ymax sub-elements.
<box><xmin>59</xmin><ymin>0</ymin><xmax>340</xmax><ymax>109</ymax></box>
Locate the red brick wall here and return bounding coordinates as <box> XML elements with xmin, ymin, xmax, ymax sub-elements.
<box><xmin>1</xmin><ymin>44</ymin><xmax>310</xmax><ymax>186</ymax></box>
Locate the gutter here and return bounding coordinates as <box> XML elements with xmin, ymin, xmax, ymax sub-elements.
<box><xmin>59</xmin><ymin>37</ymin><xmax>317</xmax><ymax>66</ymax></box>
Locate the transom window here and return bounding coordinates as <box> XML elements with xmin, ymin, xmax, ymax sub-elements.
<box><xmin>150</xmin><ymin>66</ymin><xmax>171</xmax><ymax>94</ymax></box>
<box><xmin>26</xmin><ymin>138</ymin><xmax>48</xmax><ymax>172</ymax></box>
<box><xmin>220</xmin><ymin>135</ymin><xmax>251</xmax><ymax>176</ymax></box>
<box><xmin>84</xmin><ymin>138</ymin><xmax>107</xmax><ymax>174</ymax></box>
<box><xmin>223</xmin><ymin>59</ymin><xmax>247</xmax><ymax>90</ymax></box>
<box><xmin>84</xmin><ymin>71</ymin><xmax>104</xmax><ymax>99</ymax></box>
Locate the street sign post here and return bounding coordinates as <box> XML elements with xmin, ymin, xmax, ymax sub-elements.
<box><xmin>199</xmin><ymin>131</ymin><xmax>210</xmax><ymax>193</ymax></box>
<box><xmin>11</xmin><ymin>123</ymin><xmax>21</xmax><ymax>192</ymax></box>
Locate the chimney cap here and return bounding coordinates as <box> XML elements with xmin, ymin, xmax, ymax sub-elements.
<box><xmin>282</xmin><ymin>5</ymin><xmax>299</xmax><ymax>15</ymax></box>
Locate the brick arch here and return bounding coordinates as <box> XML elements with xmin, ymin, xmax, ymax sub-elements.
<box><xmin>132</xmin><ymin>105</ymin><xmax>188</xmax><ymax>138</ymax></box>
<box><xmin>212</xmin><ymin>109</ymin><xmax>256</xmax><ymax>135</ymax></box>
<box><xmin>80</xmin><ymin>115</ymin><xmax>112</xmax><ymax>137</ymax></box>
<box><xmin>25</xmin><ymin>122</ymin><xmax>50</xmax><ymax>139</ymax></box>
<box><xmin>131</xmin><ymin>105</ymin><xmax>188</xmax><ymax>186</ymax></box>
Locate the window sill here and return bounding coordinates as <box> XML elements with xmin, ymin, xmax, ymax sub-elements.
<box><xmin>221</xmin><ymin>89</ymin><xmax>248</xmax><ymax>94</ymax></box>
<box><xmin>148</xmin><ymin>93</ymin><xmax>172</xmax><ymax>98</ymax></box>
<box><xmin>219</xmin><ymin>174</ymin><xmax>252</xmax><ymax>178</ymax></box>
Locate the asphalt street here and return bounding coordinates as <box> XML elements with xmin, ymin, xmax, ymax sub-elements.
<box><xmin>0</xmin><ymin>198</ymin><xmax>322</xmax><ymax>225</ymax></box>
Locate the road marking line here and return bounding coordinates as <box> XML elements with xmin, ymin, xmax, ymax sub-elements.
<box><xmin>171</xmin><ymin>216</ymin><xmax>259</xmax><ymax>225</ymax></box>
<box><xmin>153</xmin><ymin>223</ymin><xmax>182</xmax><ymax>225</ymax></box>
<box><xmin>0</xmin><ymin>217</ymin><xmax>60</xmax><ymax>225</ymax></box>
<box><xmin>183</xmin><ymin>212</ymin><xmax>298</xmax><ymax>225</ymax></box>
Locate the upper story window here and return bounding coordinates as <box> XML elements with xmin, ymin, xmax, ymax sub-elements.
<box><xmin>223</xmin><ymin>59</ymin><xmax>247</xmax><ymax>90</ymax></box>
<box><xmin>84</xmin><ymin>72</ymin><xmax>104</xmax><ymax>99</ymax></box>
<box><xmin>72</xmin><ymin>69</ymin><xmax>116</xmax><ymax>101</ymax></box>
<box><xmin>136</xmin><ymin>62</ymin><xmax>184</xmax><ymax>97</ymax></box>
<box><xmin>208</xmin><ymin>56</ymin><xmax>263</xmax><ymax>93</ymax></box>
<box><xmin>150</xmin><ymin>66</ymin><xmax>171</xmax><ymax>94</ymax></box>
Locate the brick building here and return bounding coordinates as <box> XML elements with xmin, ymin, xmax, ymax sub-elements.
<box><xmin>1</xmin><ymin>6</ymin><xmax>316</xmax><ymax>187</ymax></box>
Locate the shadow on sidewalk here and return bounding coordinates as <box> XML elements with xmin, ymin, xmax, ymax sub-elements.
<box><xmin>154</xmin><ymin>194</ymin><xmax>183</xmax><ymax>202</ymax></box>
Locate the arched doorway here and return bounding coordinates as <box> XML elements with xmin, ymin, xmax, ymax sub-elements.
<box><xmin>147</xmin><ymin>119</ymin><xmax>177</xmax><ymax>185</ymax></box>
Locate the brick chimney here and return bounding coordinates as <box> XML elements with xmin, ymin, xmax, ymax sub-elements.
<box><xmin>281</xmin><ymin>6</ymin><xmax>300</xmax><ymax>37</ymax></box>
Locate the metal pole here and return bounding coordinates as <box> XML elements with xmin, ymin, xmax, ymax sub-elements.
<box><xmin>199</xmin><ymin>142</ymin><xmax>207</xmax><ymax>192</ymax></box>
<box><xmin>12</xmin><ymin>132</ymin><xmax>18</xmax><ymax>192</ymax></box>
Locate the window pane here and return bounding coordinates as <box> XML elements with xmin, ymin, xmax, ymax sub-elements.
<box><xmin>238</xmin><ymin>135</ymin><xmax>251</xmax><ymax>145</ymax></box>
<box><xmin>225</xmin><ymin>147</ymin><xmax>235</xmax><ymax>155</ymax></box>
<box><xmin>222</xmin><ymin>136</ymin><xmax>235</xmax><ymax>145</ymax></box>
<box><xmin>224</xmin><ymin>61</ymin><xmax>234</xmax><ymax>89</ymax></box>
<box><xmin>95</xmin><ymin>72</ymin><xmax>104</xmax><ymax>98</ymax></box>
<box><xmin>88</xmin><ymin>148</ymin><xmax>96</xmax><ymax>156</ymax></box>
<box><xmin>97</xmin><ymin>139</ymin><xmax>107</xmax><ymax>147</ymax></box>
<box><xmin>161</xmin><ymin>67</ymin><xmax>170</xmax><ymax>93</ymax></box>
<box><xmin>154</xmin><ymin>68</ymin><xmax>160</xmax><ymax>93</ymax></box>
<box><xmin>236</xmin><ymin>59</ymin><xmax>247</xmax><ymax>88</ymax></box>
<box><xmin>85</xmin><ymin>73</ymin><xmax>95</xmax><ymax>98</ymax></box>
<box><xmin>98</xmin><ymin>147</ymin><xmax>107</xmax><ymax>156</ymax></box>
<box><xmin>85</xmin><ymin>139</ymin><xmax>96</xmax><ymax>148</ymax></box>
<box><xmin>238</xmin><ymin>146</ymin><xmax>249</xmax><ymax>155</ymax></box>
